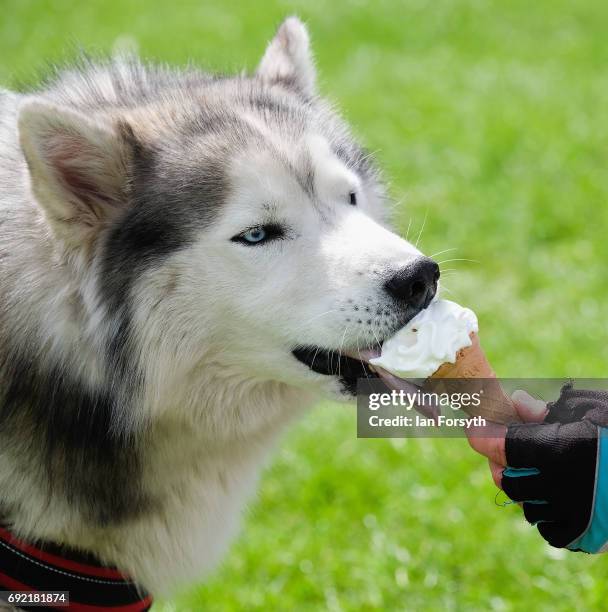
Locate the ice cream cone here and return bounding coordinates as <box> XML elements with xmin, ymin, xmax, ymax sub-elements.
<box><xmin>427</xmin><ymin>332</ymin><xmax>520</xmax><ymax>425</ymax></box>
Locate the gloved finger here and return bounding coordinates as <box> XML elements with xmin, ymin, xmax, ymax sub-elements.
<box><xmin>537</xmin><ymin>520</ymin><xmax>582</xmax><ymax>549</ymax></box>
<box><xmin>546</xmin><ymin>383</ymin><xmax>608</xmax><ymax>424</ymax></box>
<box><xmin>502</xmin><ymin>473</ymin><xmax>550</xmax><ymax>502</ymax></box>
<box><xmin>523</xmin><ymin>501</ymin><xmax>556</xmax><ymax>525</ymax></box>
<box><xmin>511</xmin><ymin>390</ymin><xmax>548</xmax><ymax>423</ymax></box>
<box><xmin>505</xmin><ymin>422</ymin><xmax>559</xmax><ymax>468</ymax></box>
<box><xmin>506</xmin><ymin>420</ymin><xmax>597</xmax><ymax>469</ymax></box>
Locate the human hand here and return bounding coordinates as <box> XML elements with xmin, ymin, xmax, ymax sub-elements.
<box><xmin>468</xmin><ymin>384</ymin><xmax>608</xmax><ymax>552</ymax></box>
<box><xmin>466</xmin><ymin>389</ymin><xmax>548</xmax><ymax>485</ymax></box>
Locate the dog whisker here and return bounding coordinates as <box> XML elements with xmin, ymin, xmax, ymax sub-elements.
<box><xmin>429</xmin><ymin>247</ymin><xmax>458</xmax><ymax>259</ymax></box>
<box><xmin>309</xmin><ymin>345</ymin><xmax>323</xmax><ymax>371</ymax></box>
<box><xmin>405</xmin><ymin>216</ymin><xmax>413</xmax><ymax>242</ymax></box>
<box><xmin>337</xmin><ymin>323</ymin><xmax>351</xmax><ymax>379</ymax></box>
<box><xmin>436</xmin><ymin>258</ymin><xmax>480</xmax><ymax>265</ymax></box>
<box><xmin>438</xmin><ymin>282</ymin><xmax>463</xmax><ymax>302</ymax></box>
<box><xmin>297</xmin><ymin>309</ymin><xmax>340</xmax><ymax>329</ymax></box>
<box><xmin>355</xmin><ymin>334</ymin><xmax>370</xmax><ymax>378</ymax></box>
<box><xmin>370</xmin><ymin>324</ymin><xmax>383</xmax><ymax>354</ymax></box>
<box><xmin>415</xmin><ymin>208</ymin><xmax>429</xmax><ymax>248</ymax></box>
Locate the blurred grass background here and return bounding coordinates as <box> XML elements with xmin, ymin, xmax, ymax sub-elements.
<box><xmin>2</xmin><ymin>0</ymin><xmax>608</xmax><ymax>609</ymax></box>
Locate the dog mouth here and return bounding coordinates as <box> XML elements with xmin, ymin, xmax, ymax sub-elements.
<box><xmin>292</xmin><ymin>345</ymin><xmax>382</xmax><ymax>394</ymax></box>
<box><xmin>291</xmin><ymin>343</ymin><xmax>440</xmax><ymax>419</ymax></box>
<box><xmin>292</xmin><ymin>306</ymin><xmax>429</xmax><ymax>395</ymax></box>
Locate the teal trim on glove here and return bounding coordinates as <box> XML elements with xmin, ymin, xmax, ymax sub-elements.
<box><xmin>568</xmin><ymin>428</ymin><xmax>608</xmax><ymax>553</ymax></box>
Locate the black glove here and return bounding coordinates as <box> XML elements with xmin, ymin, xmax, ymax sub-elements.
<box><xmin>502</xmin><ymin>383</ymin><xmax>608</xmax><ymax>552</ymax></box>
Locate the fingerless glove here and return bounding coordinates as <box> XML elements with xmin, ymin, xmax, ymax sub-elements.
<box><xmin>502</xmin><ymin>383</ymin><xmax>608</xmax><ymax>552</ymax></box>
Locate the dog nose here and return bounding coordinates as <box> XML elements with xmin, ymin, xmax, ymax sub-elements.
<box><xmin>384</xmin><ymin>257</ymin><xmax>440</xmax><ymax>308</ymax></box>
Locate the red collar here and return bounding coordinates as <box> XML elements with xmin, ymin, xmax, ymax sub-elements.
<box><xmin>0</xmin><ymin>526</ymin><xmax>152</xmax><ymax>611</ymax></box>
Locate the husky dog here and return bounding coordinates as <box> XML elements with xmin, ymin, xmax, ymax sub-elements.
<box><xmin>0</xmin><ymin>17</ymin><xmax>439</xmax><ymax>595</ymax></box>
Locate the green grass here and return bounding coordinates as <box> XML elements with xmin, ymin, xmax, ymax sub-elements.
<box><xmin>3</xmin><ymin>1</ymin><xmax>608</xmax><ymax>609</ymax></box>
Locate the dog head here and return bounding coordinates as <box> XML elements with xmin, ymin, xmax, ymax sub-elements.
<box><xmin>18</xmin><ymin>17</ymin><xmax>439</xmax><ymax>412</ymax></box>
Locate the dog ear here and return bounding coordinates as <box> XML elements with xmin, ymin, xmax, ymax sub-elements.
<box><xmin>18</xmin><ymin>100</ymin><xmax>139</xmax><ymax>249</ymax></box>
<box><xmin>257</xmin><ymin>16</ymin><xmax>316</xmax><ymax>96</ymax></box>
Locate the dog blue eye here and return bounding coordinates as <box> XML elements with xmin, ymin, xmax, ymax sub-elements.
<box><xmin>242</xmin><ymin>227</ymin><xmax>267</xmax><ymax>243</ymax></box>
<box><xmin>232</xmin><ymin>223</ymin><xmax>286</xmax><ymax>246</ymax></box>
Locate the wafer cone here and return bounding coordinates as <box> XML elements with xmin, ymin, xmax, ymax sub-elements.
<box><xmin>427</xmin><ymin>332</ymin><xmax>520</xmax><ymax>424</ymax></box>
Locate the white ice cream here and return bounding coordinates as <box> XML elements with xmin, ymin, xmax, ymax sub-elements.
<box><xmin>370</xmin><ymin>299</ymin><xmax>478</xmax><ymax>379</ymax></box>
